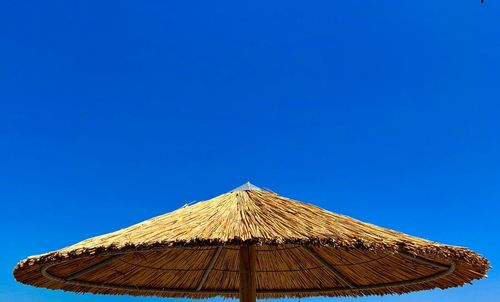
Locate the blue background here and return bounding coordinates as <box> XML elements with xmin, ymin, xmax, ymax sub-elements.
<box><xmin>1</xmin><ymin>1</ymin><xmax>499</xmax><ymax>301</ymax></box>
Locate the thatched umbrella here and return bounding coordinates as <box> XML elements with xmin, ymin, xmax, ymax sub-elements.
<box><xmin>14</xmin><ymin>183</ymin><xmax>489</xmax><ymax>301</ymax></box>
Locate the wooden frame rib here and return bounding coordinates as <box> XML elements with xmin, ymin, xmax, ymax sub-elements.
<box><xmin>64</xmin><ymin>254</ymin><xmax>122</xmax><ymax>281</ymax></box>
<box><xmin>40</xmin><ymin>249</ymin><xmax>456</xmax><ymax>295</ymax></box>
<box><xmin>303</xmin><ymin>246</ymin><xmax>356</xmax><ymax>289</ymax></box>
<box><xmin>399</xmin><ymin>251</ymin><xmax>450</xmax><ymax>270</ymax></box>
<box><xmin>196</xmin><ymin>246</ymin><xmax>223</xmax><ymax>291</ymax></box>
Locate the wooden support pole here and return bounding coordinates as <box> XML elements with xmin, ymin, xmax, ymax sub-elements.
<box><xmin>239</xmin><ymin>246</ymin><xmax>257</xmax><ymax>302</ymax></box>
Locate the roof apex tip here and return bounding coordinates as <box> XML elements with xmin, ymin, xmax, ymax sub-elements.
<box><xmin>230</xmin><ymin>182</ymin><xmax>262</xmax><ymax>192</ymax></box>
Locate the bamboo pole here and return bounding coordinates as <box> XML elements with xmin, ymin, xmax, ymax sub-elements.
<box><xmin>239</xmin><ymin>246</ymin><xmax>257</xmax><ymax>302</ymax></box>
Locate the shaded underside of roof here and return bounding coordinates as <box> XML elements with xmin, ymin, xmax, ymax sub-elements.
<box><xmin>14</xmin><ymin>245</ymin><xmax>488</xmax><ymax>299</ymax></box>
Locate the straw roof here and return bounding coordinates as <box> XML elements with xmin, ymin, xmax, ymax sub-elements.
<box><xmin>14</xmin><ymin>183</ymin><xmax>489</xmax><ymax>299</ymax></box>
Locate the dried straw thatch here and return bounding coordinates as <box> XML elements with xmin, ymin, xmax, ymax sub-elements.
<box><xmin>14</xmin><ymin>183</ymin><xmax>489</xmax><ymax>299</ymax></box>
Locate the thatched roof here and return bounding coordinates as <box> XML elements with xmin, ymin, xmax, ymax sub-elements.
<box><xmin>14</xmin><ymin>183</ymin><xmax>489</xmax><ymax>299</ymax></box>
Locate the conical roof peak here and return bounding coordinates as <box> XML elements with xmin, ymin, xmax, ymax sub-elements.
<box><xmin>230</xmin><ymin>181</ymin><xmax>262</xmax><ymax>192</ymax></box>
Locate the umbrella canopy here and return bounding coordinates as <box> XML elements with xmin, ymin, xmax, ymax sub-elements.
<box><xmin>14</xmin><ymin>183</ymin><xmax>489</xmax><ymax>300</ymax></box>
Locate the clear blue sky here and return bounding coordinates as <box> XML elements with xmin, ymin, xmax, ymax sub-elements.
<box><xmin>1</xmin><ymin>1</ymin><xmax>499</xmax><ymax>302</ymax></box>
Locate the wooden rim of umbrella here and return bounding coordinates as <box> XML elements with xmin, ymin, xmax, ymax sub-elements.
<box><xmin>14</xmin><ymin>183</ymin><xmax>490</xmax><ymax>301</ymax></box>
